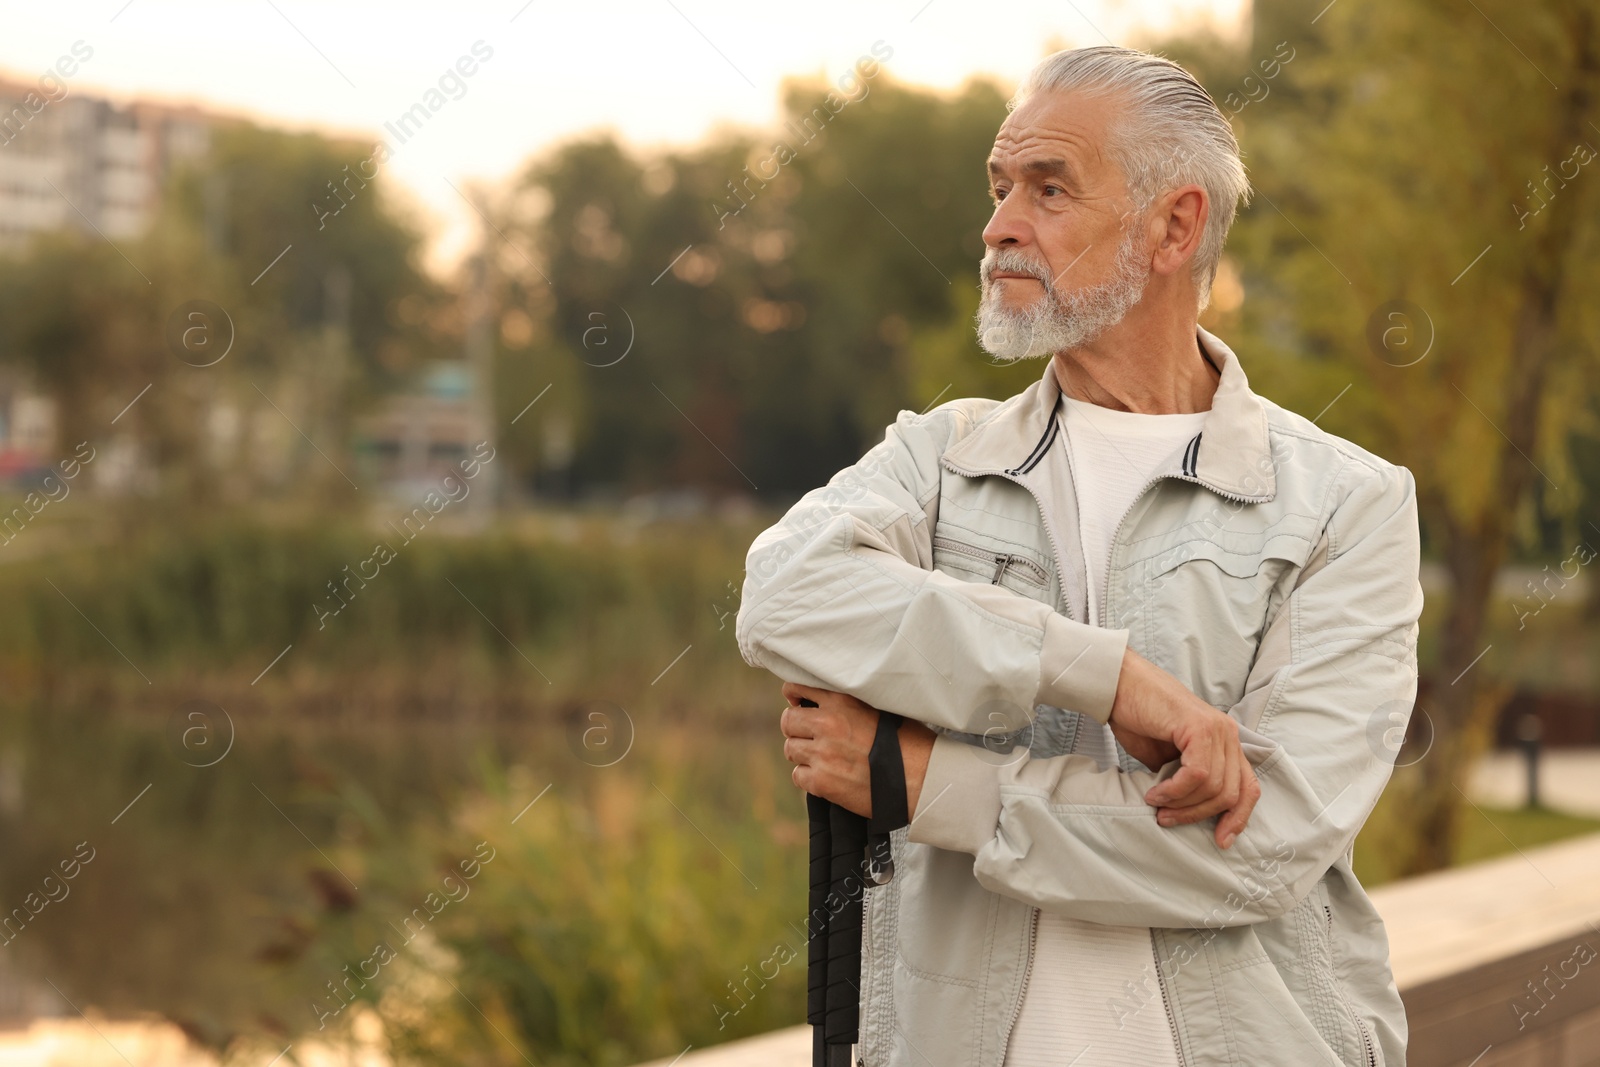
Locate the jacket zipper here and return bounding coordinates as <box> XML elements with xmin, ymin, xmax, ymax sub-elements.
<box><xmin>1326</xmin><ymin>905</ymin><xmax>1378</xmax><ymax>1067</ymax></box>
<box><xmin>858</xmin><ymin>882</ymin><xmax>872</xmax><ymax>1065</ymax></box>
<box><xmin>931</xmin><ymin>535</ymin><xmax>1049</xmax><ymax>587</ymax></box>
<box><xmin>1354</xmin><ymin>1016</ymin><xmax>1377</xmax><ymax>1067</ymax></box>
<box><xmin>940</xmin><ymin>434</ymin><xmax>1263</xmax><ymax>1067</ymax></box>
<box><xmin>997</xmin><ymin>906</ymin><xmax>1039</xmax><ymax>1062</ymax></box>
<box><xmin>1150</xmin><ymin>929</ymin><xmax>1190</xmax><ymax>1067</ymax></box>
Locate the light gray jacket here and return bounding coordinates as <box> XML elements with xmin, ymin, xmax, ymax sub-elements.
<box><xmin>735</xmin><ymin>327</ymin><xmax>1423</xmax><ymax>1067</ymax></box>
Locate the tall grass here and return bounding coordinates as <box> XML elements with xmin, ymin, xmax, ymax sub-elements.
<box><xmin>1</xmin><ymin>507</ymin><xmax>777</xmax><ymax>722</ymax></box>
<box><xmin>320</xmin><ymin>738</ymin><xmax>811</xmax><ymax>1067</ymax></box>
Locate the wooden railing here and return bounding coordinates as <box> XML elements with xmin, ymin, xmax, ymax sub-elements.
<box><xmin>1378</xmin><ymin>831</ymin><xmax>1600</xmax><ymax>1066</ymax></box>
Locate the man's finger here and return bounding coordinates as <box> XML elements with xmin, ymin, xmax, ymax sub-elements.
<box><xmin>1158</xmin><ymin>753</ymin><xmax>1240</xmax><ymax>826</ymax></box>
<box><xmin>1158</xmin><ymin>713</ymin><xmax>1241</xmax><ymax>812</ymax></box>
<box><xmin>780</xmin><ymin>705</ymin><xmax>818</xmax><ymax>740</ymax></box>
<box><xmin>1159</xmin><ymin>727</ymin><xmax>1241</xmax><ymax>823</ymax></box>
<box><xmin>783</xmin><ymin>736</ymin><xmax>815</xmax><ymax>766</ymax></box>
<box><xmin>1161</xmin><ymin>755</ymin><xmax>1259</xmax><ymax>840</ymax></box>
<box><xmin>1157</xmin><ymin>780</ymin><xmax>1237</xmax><ymax>825</ymax></box>
<box><xmin>1148</xmin><ymin>763</ymin><xmax>1207</xmax><ymax>808</ymax></box>
<box><xmin>1215</xmin><ymin>767</ymin><xmax>1261</xmax><ymax>848</ymax></box>
<box><xmin>1154</xmin><ymin>720</ymin><xmax>1238</xmax><ymax>810</ymax></box>
<box><xmin>1146</xmin><ymin>728</ymin><xmax>1213</xmax><ymax>807</ymax></box>
<box><xmin>782</xmin><ymin>681</ymin><xmax>830</xmax><ymax>706</ymax></box>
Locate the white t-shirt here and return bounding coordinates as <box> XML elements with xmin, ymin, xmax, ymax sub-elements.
<box><xmin>1061</xmin><ymin>392</ymin><xmax>1209</xmax><ymax>628</ymax></box>
<box><xmin>1002</xmin><ymin>392</ymin><xmax>1208</xmax><ymax>1067</ymax></box>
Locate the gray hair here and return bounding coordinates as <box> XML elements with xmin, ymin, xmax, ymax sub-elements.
<box><xmin>1010</xmin><ymin>46</ymin><xmax>1250</xmax><ymax>311</ymax></box>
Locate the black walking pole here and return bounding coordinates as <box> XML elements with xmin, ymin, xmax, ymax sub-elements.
<box><xmin>800</xmin><ymin>697</ymin><xmax>911</xmax><ymax>1067</ymax></box>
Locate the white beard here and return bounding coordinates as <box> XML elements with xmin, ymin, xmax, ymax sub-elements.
<box><xmin>975</xmin><ymin>226</ymin><xmax>1150</xmax><ymax>362</ymax></box>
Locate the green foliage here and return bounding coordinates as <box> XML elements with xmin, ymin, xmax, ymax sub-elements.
<box><xmin>1213</xmin><ymin>0</ymin><xmax>1600</xmax><ymax>874</ymax></box>
<box><xmin>162</xmin><ymin>124</ymin><xmax>435</xmax><ymax>380</ymax></box>
<box><xmin>1231</xmin><ymin>0</ymin><xmax>1600</xmax><ymax>512</ymax></box>
<box><xmin>0</xmin><ymin>229</ymin><xmax>167</xmax><ymax>455</ymax></box>
<box><xmin>0</xmin><ymin>506</ymin><xmax>770</xmax><ymax>716</ymax></box>
<box><xmin>349</xmin><ymin>757</ymin><xmax>807</xmax><ymax>1067</ymax></box>
<box><xmin>491</xmin><ymin>73</ymin><xmax>1018</xmax><ymax>496</ymax></box>
<box><xmin>0</xmin><ymin>120</ymin><xmax>442</xmax><ymax>503</ymax></box>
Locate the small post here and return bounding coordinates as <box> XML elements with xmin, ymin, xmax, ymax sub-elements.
<box><xmin>1515</xmin><ymin>713</ymin><xmax>1542</xmax><ymax>810</ymax></box>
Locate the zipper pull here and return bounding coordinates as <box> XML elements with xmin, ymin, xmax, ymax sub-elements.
<box><xmin>991</xmin><ymin>554</ymin><xmax>1012</xmax><ymax>584</ymax></box>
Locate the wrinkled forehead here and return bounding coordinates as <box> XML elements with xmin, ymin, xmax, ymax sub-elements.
<box><xmin>989</xmin><ymin>89</ymin><xmax>1122</xmax><ymax>182</ymax></box>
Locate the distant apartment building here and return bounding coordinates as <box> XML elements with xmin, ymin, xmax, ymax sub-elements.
<box><xmin>0</xmin><ymin>73</ymin><xmax>214</xmax><ymax>250</ymax></box>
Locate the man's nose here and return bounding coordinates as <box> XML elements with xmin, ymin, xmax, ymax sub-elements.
<box><xmin>982</xmin><ymin>194</ymin><xmax>1033</xmax><ymax>250</ymax></box>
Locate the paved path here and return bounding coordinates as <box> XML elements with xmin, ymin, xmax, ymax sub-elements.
<box><xmin>1467</xmin><ymin>747</ymin><xmax>1600</xmax><ymax>816</ymax></box>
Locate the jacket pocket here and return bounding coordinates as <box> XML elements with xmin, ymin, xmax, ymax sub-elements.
<box><xmin>1122</xmin><ymin>535</ymin><xmax>1312</xmax><ymax>708</ymax></box>
<box><xmin>931</xmin><ymin>531</ymin><xmax>1051</xmax><ymax>599</ymax></box>
<box><xmin>1168</xmin><ymin>933</ymin><xmax>1336</xmax><ymax>1067</ymax></box>
<box><xmin>892</xmin><ymin>841</ymin><xmax>995</xmax><ymax>985</ymax></box>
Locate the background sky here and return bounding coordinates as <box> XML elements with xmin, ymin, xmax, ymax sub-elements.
<box><xmin>0</xmin><ymin>0</ymin><xmax>1245</xmax><ymax>276</ymax></box>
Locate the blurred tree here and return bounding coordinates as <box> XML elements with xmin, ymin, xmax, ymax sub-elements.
<box><xmin>759</xmin><ymin>74</ymin><xmax>1015</xmax><ymax>490</ymax></box>
<box><xmin>490</xmin><ymin>75</ymin><xmax>1025</xmax><ymax>499</ymax></box>
<box><xmin>0</xmin><ymin>121</ymin><xmax>443</xmax><ymax>505</ymax></box>
<box><xmin>1222</xmin><ymin>0</ymin><xmax>1600</xmax><ymax>873</ymax></box>
<box><xmin>503</xmin><ymin>134</ymin><xmax>752</xmax><ymax>495</ymax></box>
<box><xmin>159</xmin><ymin>123</ymin><xmax>443</xmax><ymax>500</ymax></box>
<box><xmin>0</xmin><ymin>232</ymin><xmax>166</xmax><ymax>463</ymax></box>
<box><xmin>162</xmin><ymin>123</ymin><xmax>440</xmax><ymax>390</ymax></box>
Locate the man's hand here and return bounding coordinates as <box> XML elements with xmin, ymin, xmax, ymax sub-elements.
<box><xmin>1109</xmin><ymin>647</ymin><xmax>1260</xmax><ymax>850</ymax></box>
<box><xmin>779</xmin><ymin>682</ymin><xmax>936</xmax><ymax>818</ymax></box>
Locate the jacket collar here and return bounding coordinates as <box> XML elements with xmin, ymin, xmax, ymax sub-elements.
<box><xmin>940</xmin><ymin>326</ymin><xmax>1277</xmax><ymax>502</ymax></box>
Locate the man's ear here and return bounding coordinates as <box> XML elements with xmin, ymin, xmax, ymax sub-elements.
<box><xmin>1151</xmin><ymin>184</ymin><xmax>1208</xmax><ymax>280</ymax></box>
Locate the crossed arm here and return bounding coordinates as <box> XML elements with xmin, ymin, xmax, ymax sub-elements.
<box><xmin>738</xmin><ymin>405</ymin><xmax>1265</xmax><ymax>850</ymax></box>
<box><xmin>779</xmin><ymin>643</ymin><xmax>1262</xmax><ymax>850</ymax></box>
<box><xmin>738</xmin><ymin>406</ymin><xmax>1423</xmax><ymax>927</ymax></box>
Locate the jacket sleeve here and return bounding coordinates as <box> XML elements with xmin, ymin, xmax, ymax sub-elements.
<box><xmin>907</xmin><ymin>458</ymin><xmax>1424</xmax><ymax>928</ymax></box>
<box><xmin>735</xmin><ymin>404</ymin><xmax>1131</xmax><ymax>736</ymax></box>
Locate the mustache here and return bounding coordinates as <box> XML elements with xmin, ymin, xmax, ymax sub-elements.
<box><xmin>981</xmin><ymin>249</ymin><xmax>1056</xmax><ymax>291</ymax></box>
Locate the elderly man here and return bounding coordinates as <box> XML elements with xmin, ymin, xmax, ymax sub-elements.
<box><xmin>736</xmin><ymin>45</ymin><xmax>1421</xmax><ymax>1067</ymax></box>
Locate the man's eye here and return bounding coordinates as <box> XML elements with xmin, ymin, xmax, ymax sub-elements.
<box><xmin>1042</xmin><ymin>185</ymin><xmax>1064</xmax><ymax>197</ymax></box>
